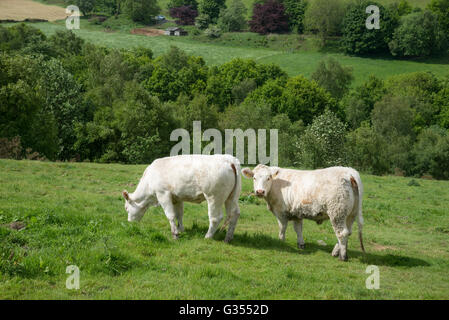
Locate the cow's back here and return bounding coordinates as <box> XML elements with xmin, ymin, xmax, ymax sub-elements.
<box><xmin>148</xmin><ymin>155</ymin><xmax>239</xmax><ymax>201</ymax></box>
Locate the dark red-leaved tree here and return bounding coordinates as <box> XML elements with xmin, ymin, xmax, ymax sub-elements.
<box><xmin>249</xmin><ymin>0</ymin><xmax>290</xmax><ymax>34</ymax></box>
<box><xmin>169</xmin><ymin>5</ymin><xmax>198</xmax><ymax>25</ymax></box>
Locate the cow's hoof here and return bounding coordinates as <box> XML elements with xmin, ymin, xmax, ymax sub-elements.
<box><xmin>298</xmin><ymin>243</ymin><xmax>305</xmax><ymax>250</ymax></box>
<box><xmin>172</xmin><ymin>233</ymin><xmax>180</xmax><ymax>240</ymax></box>
<box><xmin>224</xmin><ymin>237</ymin><xmax>232</xmax><ymax>243</ymax></box>
<box><xmin>339</xmin><ymin>254</ymin><xmax>348</xmax><ymax>262</ymax></box>
<box><xmin>331</xmin><ymin>244</ymin><xmax>340</xmax><ymax>257</ymax></box>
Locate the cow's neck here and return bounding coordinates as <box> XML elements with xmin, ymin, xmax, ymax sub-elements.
<box><xmin>131</xmin><ymin>177</ymin><xmax>151</xmax><ymax>205</ymax></box>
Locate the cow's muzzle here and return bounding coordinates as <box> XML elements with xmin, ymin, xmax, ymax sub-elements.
<box><xmin>255</xmin><ymin>189</ymin><xmax>265</xmax><ymax>197</ymax></box>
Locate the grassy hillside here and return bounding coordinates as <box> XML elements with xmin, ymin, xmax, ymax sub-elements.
<box><xmin>0</xmin><ymin>159</ymin><xmax>448</xmax><ymax>299</ymax></box>
<box><xmin>9</xmin><ymin>20</ymin><xmax>449</xmax><ymax>87</ymax></box>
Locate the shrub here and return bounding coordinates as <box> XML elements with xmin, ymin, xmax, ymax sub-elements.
<box><xmin>249</xmin><ymin>0</ymin><xmax>290</xmax><ymax>35</ymax></box>
<box><xmin>389</xmin><ymin>10</ymin><xmax>447</xmax><ymax>57</ymax></box>
<box><xmin>204</xmin><ymin>25</ymin><xmax>222</xmax><ymax>38</ymax></box>
<box><xmin>341</xmin><ymin>1</ymin><xmax>398</xmax><ymax>55</ymax></box>
<box><xmin>295</xmin><ymin>110</ymin><xmax>347</xmax><ymax>169</ymax></box>
<box><xmin>170</xmin><ymin>5</ymin><xmax>198</xmax><ymax>25</ymax></box>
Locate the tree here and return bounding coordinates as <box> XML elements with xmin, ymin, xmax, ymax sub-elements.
<box><xmin>341</xmin><ymin>0</ymin><xmax>398</xmax><ymax>55</ymax></box>
<box><xmin>73</xmin><ymin>0</ymin><xmax>95</xmax><ymax>16</ymax></box>
<box><xmin>278</xmin><ymin>75</ymin><xmax>337</xmax><ymax>124</ymax></box>
<box><xmin>170</xmin><ymin>5</ymin><xmax>198</xmax><ymax>25</ymax></box>
<box><xmin>412</xmin><ymin>125</ymin><xmax>449</xmax><ymax>179</ymax></box>
<box><xmin>123</xmin><ymin>0</ymin><xmax>160</xmax><ymax>24</ymax></box>
<box><xmin>205</xmin><ymin>58</ymin><xmax>286</xmax><ymax>109</ymax></box>
<box><xmin>217</xmin><ymin>0</ymin><xmax>247</xmax><ymax>32</ymax></box>
<box><xmin>167</xmin><ymin>0</ymin><xmax>198</xmax><ymax>10</ymax></box>
<box><xmin>428</xmin><ymin>0</ymin><xmax>449</xmax><ymax>36</ymax></box>
<box><xmin>249</xmin><ymin>0</ymin><xmax>289</xmax><ymax>35</ymax></box>
<box><xmin>343</xmin><ymin>76</ymin><xmax>386</xmax><ymax>129</ymax></box>
<box><xmin>198</xmin><ymin>0</ymin><xmax>226</xmax><ymax>24</ymax></box>
<box><xmin>295</xmin><ymin>110</ymin><xmax>347</xmax><ymax>169</ymax></box>
<box><xmin>346</xmin><ymin>121</ymin><xmax>389</xmax><ymax>174</ymax></box>
<box><xmin>389</xmin><ymin>10</ymin><xmax>447</xmax><ymax>57</ymax></box>
<box><xmin>282</xmin><ymin>0</ymin><xmax>306</xmax><ymax>33</ymax></box>
<box><xmin>311</xmin><ymin>57</ymin><xmax>354</xmax><ymax>100</ymax></box>
<box><xmin>371</xmin><ymin>95</ymin><xmax>416</xmax><ymax>172</ymax></box>
<box><xmin>304</xmin><ymin>0</ymin><xmax>346</xmax><ymax>44</ymax></box>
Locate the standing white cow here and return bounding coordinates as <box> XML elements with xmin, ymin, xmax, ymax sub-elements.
<box><xmin>242</xmin><ymin>165</ymin><xmax>365</xmax><ymax>261</ymax></box>
<box><xmin>122</xmin><ymin>154</ymin><xmax>242</xmax><ymax>242</ymax></box>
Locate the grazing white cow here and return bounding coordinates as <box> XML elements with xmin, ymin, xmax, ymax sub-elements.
<box><xmin>242</xmin><ymin>165</ymin><xmax>365</xmax><ymax>261</ymax></box>
<box><xmin>122</xmin><ymin>154</ymin><xmax>242</xmax><ymax>242</ymax></box>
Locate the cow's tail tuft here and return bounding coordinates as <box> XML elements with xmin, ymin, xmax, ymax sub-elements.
<box><xmin>350</xmin><ymin>175</ymin><xmax>365</xmax><ymax>253</ymax></box>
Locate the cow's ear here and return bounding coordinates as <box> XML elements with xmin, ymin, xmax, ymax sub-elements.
<box><xmin>241</xmin><ymin>167</ymin><xmax>254</xmax><ymax>178</ymax></box>
<box><xmin>122</xmin><ymin>190</ymin><xmax>130</xmax><ymax>201</ymax></box>
<box><xmin>270</xmin><ymin>167</ymin><xmax>280</xmax><ymax>179</ymax></box>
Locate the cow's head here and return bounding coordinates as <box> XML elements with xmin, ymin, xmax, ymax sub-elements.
<box><xmin>241</xmin><ymin>165</ymin><xmax>279</xmax><ymax>197</ymax></box>
<box><xmin>122</xmin><ymin>190</ymin><xmax>150</xmax><ymax>222</ymax></box>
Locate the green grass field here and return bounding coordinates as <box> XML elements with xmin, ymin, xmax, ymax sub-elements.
<box><xmin>8</xmin><ymin>19</ymin><xmax>449</xmax><ymax>87</ymax></box>
<box><xmin>0</xmin><ymin>159</ymin><xmax>448</xmax><ymax>299</ymax></box>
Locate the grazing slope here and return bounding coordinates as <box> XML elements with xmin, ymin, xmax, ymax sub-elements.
<box><xmin>0</xmin><ymin>159</ymin><xmax>448</xmax><ymax>299</ymax></box>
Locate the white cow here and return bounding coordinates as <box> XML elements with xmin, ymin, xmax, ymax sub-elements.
<box><xmin>242</xmin><ymin>165</ymin><xmax>365</xmax><ymax>261</ymax></box>
<box><xmin>122</xmin><ymin>154</ymin><xmax>242</xmax><ymax>242</ymax></box>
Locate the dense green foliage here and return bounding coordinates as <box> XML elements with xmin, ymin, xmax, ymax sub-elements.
<box><xmin>217</xmin><ymin>0</ymin><xmax>247</xmax><ymax>32</ymax></box>
<box><xmin>341</xmin><ymin>1</ymin><xmax>398</xmax><ymax>55</ymax></box>
<box><xmin>389</xmin><ymin>10</ymin><xmax>447</xmax><ymax>57</ymax></box>
<box><xmin>1</xmin><ymin>23</ymin><xmax>449</xmax><ymax>179</ymax></box>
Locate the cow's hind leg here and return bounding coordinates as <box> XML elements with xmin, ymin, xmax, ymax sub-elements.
<box><xmin>174</xmin><ymin>201</ymin><xmax>184</xmax><ymax>233</ymax></box>
<box><xmin>157</xmin><ymin>191</ymin><xmax>180</xmax><ymax>239</ymax></box>
<box><xmin>223</xmin><ymin>197</ymin><xmax>240</xmax><ymax>243</ymax></box>
<box><xmin>330</xmin><ymin>216</ymin><xmax>350</xmax><ymax>261</ymax></box>
<box><xmin>205</xmin><ymin>197</ymin><xmax>224</xmax><ymax>239</ymax></box>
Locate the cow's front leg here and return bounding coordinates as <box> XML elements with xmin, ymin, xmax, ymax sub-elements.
<box><xmin>174</xmin><ymin>201</ymin><xmax>184</xmax><ymax>233</ymax></box>
<box><xmin>205</xmin><ymin>198</ymin><xmax>223</xmax><ymax>239</ymax></box>
<box><xmin>157</xmin><ymin>192</ymin><xmax>180</xmax><ymax>239</ymax></box>
<box><xmin>277</xmin><ymin>216</ymin><xmax>288</xmax><ymax>241</ymax></box>
<box><xmin>293</xmin><ymin>219</ymin><xmax>305</xmax><ymax>249</ymax></box>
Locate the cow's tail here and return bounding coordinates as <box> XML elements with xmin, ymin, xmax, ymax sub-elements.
<box><xmin>350</xmin><ymin>173</ymin><xmax>365</xmax><ymax>253</ymax></box>
<box><xmin>221</xmin><ymin>158</ymin><xmax>242</xmax><ymax>230</ymax></box>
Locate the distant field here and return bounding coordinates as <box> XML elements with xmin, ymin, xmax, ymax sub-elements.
<box><xmin>9</xmin><ymin>20</ymin><xmax>449</xmax><ymax>87</ymax></box>
<box><xmin>0</xmin><ymin>0</ymin><xmax>68</xmax><ymax>21</ymax></box>
<box><xmin>0</xmin><ymin>159</ymin><xmax>448</xmax><ymax>299</ymax></box>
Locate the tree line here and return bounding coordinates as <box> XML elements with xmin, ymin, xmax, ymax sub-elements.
<box><xmin>0</xmin><ymin>24</ymin><xmax>449</xmax><ymax>178</ymax></box>
<box><xmin>64</xmin><ymin>0</ymin><xmax>449</xmax><ymax>58</ymax></box>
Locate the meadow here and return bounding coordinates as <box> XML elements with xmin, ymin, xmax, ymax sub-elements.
<box><xmin>0</xmin><ymin>159</ymin><xmax>448</xmax><ymax>299</ymax></box>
